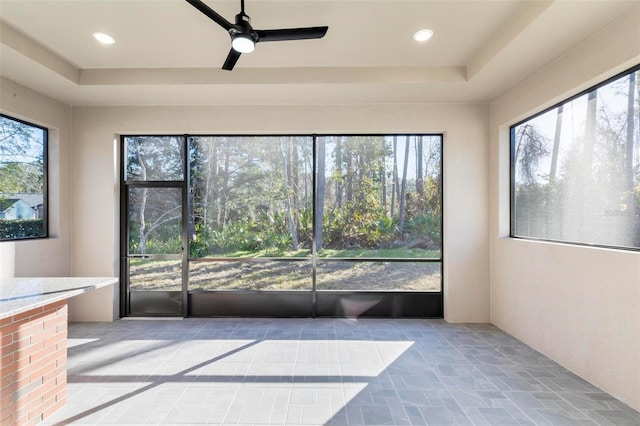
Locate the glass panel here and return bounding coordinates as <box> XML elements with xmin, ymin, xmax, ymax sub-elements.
<box><xmin>189</xmin><ymin>136</ymin><xmax>313</xmax><ymax>258</ymax></box>
<box><xmin>129</xmin><ymin>259</ymin><xmax>182</xmax><ymax>291</ymax></box>
<box><xmin>189</xmin><ymin>260</ymin><xmax>312</xmax><ymax>291</ymax></box>
<box><xmin>125</xmin><ymin>136</ymin><xmax>183</xmax><ymax>181</ymax></box>
<box><xmin>316</xmin><ymin>261</ymin><xmax>441</xmax><ymax>291</ymax></box>
<box><xmin>128</xmin><ymin>187</ymin><xmax>182</xmax><ymax>255</ymax></box>
<box><xmin>0</xmin><ymin>114</ymin><xmax>47</xmax><ymax>240</ymax></box>
<box><xmin>315</xmin><ymin>135</ymin><xmax>442</xmax><ymax>258</ymax></box>
<box><xmin>512</xmin><ymin>68</ymin><xmax>640</xmax><ymax>249</ymax></box>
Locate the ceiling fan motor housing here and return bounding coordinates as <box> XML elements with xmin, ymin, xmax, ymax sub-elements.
<box><xmin>232</xmin><ymin>13</ymin><xmax>257</xmax><ymax>40</ymax></box>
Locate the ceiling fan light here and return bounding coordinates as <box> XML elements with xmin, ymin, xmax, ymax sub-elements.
<box><xmin>93</xmin><ymin>32</ymin><xmax>115</xmax><ymax>45</ymax></box>
<box><xmin>413</xmin><ymin>29</ymin><xmax>434</xmax><ymax>42</ymax></box>
<box><xmin>232</xmin><ymin>35</ymin><xmax>255</xmax><ymax>53</ymax></box>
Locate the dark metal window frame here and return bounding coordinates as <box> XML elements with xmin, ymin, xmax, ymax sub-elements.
<box><xmin>509</xmin><ymin>63</ymin><xmax>640</xmax><ymax>252</ymax></box>
<box><xmin>0</xmin><ymin>113</ymin><xmax>49</xmax><ymax>242</ymax></box>
<box><xmin>120</xmin><ymin>133</ymin><xmax>444</xmax><ymax>318</ymax></box>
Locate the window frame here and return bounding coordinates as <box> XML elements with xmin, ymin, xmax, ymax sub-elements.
<box><xmin>0</xmin><ymin>113</ymin><xmax>49</xmax><ymax>242</ymax></box>
<box><xmin>509</xmin><ymin>64</ymin><xmax>640</xmax><ymax>252</ymax></box>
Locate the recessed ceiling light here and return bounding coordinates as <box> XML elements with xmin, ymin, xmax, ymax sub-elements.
<box><xmin>413</xmin><ymin>29</ymin><xmax>434</xmax><ymax>42</ymax></box>
<box><xmin>93</xmin><ymin>32</ymin><xmax>115</xmax><ymax>45</ymax></box>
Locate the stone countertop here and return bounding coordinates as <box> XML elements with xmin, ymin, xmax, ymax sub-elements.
<box><xmin>0</xmin><ymin>277</ymin><xmax>118</xmax><ymax>318</ymax></box>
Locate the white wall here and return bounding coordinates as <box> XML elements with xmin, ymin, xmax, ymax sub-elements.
<box><xmin>71</xmin><ymin>103</ymin><xmax>491</xmax><ymax>323</ymax></box>
<box><xmin>0</xmin><ymin>77</ymin><xmax>73</xmax><ymax>279</ymax></box>
<box><xmin>490</xmin><ymin>8</ymin><xmax>640</xmax><ymax>411</ymax></box>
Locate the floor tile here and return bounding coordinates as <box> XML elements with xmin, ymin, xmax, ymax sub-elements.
<box><xmin>38</xmin><ymin>319</ymin><xmax>640</xmax><ymax>425</ymax></box>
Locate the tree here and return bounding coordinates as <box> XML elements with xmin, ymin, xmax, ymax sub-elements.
<box><xmin>513</xmin><ymin>124</ymin><xmax>551</xmax><ymax>236</ymax></box>
<box><xmin>315</xmin><ymin>138</ymin><xmax>326</xmax><ymax>251</ymax></box>
<box><xmin>416</xmin><ymin>136</ymin><xmax>424</xmax><ymax>195</ymax></box>
<box><xmin>0</xmin><ymin>163</ymin><xmax>42</xmax><ymax>193</ymax></box>
<box><xmin>281</xmin><ymin>138</ymin><xmax>299</xmax><ymax>250</ymax></box>
<box><xmin>625</xmin><ymin>72</ymin><xmax>639</xmax><ymax>247</ymax></box>
<box><xmin>219</xmin><ymin>141</ymin><xmax>232</xmax><ymax>228</ymax></box>
<box><xmin>626</xmin><ymin>73</ymin><xmax>636</xmax><ymax>190</ymax></box>
<box><xmin>335</xmin><ymin>137</ymin><xmax>343</xmax><ymax>209</ymax></box>
<box><xmin>381</xmin><ymin>137</ymin><xmax>387</xmax><ymax>212</ymax></box>
<box><xmin>398</xmin><ymin>136</ymin><xmax>410</xmax><ymax>233</ymax></box>
<box><xmin>0</xmin><ymin>116</ymin><xmax>45</xmax><ymax>194</ymax></box>
<box><xmin>391</xmin><ymin>136</ymin><xmax>398</xmax><ymax>218</ymax></box>
<box><xmin>125</xmin><ymin>136</ymin><xmax>183</xmax><ymax>254</ymax></box>
<box><xmin>578</xmin><ymin>90</ymin><xmax>598</xmax><ymax>237</ymax></box>
<box><xmin>133</xmin><ymin>138</ymin><xmax>150</xmax><ymax>253</ymax></box>
<box><xmin>550</xmin><ymin>105</ymin><xmax>563</xmax><ymax>183</ymax></box>
<box><xmin>514</xmin><ymin>124</ymin><xmax>550</xmax><ymax>185</ymax></box>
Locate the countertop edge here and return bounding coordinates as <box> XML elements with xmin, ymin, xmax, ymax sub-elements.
<box><xmin>1</xmin><ymin>277</ymin><xmax>118</xmax><ymax>319</ymax></box>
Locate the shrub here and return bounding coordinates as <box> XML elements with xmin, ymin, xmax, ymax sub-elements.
<box><xmin>0</xmin><ymin>219</ymin><xmax>44</xmax><ymax>240</ymax></box>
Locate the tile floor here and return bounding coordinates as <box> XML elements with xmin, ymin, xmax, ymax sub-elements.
<box><xmin>42</xmin><ymin>319</ymin><xmax>640</xmax><ymax>425</ymax></box>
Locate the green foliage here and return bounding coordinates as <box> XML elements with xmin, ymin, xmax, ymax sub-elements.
<box><xmin>325</xmin><ymin>177</ymin><xmax>391</xmax><ymax>249</ymax></box>
<box><xmin>190</xmin><ymin>222</ymin><xmax>211</xmax><ymax>257</ymax></box>
<box><xmin>403</xmin><ymin>180</ymin><xmax>442</xmax><ymax>247</ymax></box>
<box><xmin>0</xmin><ymin>163</ymin><xmax>43</xmax><ymax>193</ymax></box>
<box><xmin>145</xmin><ymin>236</ymin><xmax>182</xmax><ymax>254</ymax></box>
<box><xmin>296</xmin><ymin>207</ymin><xmax>313</xmax><ymax>248</ymax></box>
<box><xmin>0</xmin><ymin>219</ymin><xmax>44</xmax><ymax>240</ymax></box>
<box><xmin>0</xmin><ymin>115</ymin><xmax>45</xmax><ymax>194</ymax></box>
<box><xmin>156</xmin><ymin>136</ymin><xmax>443</xmax><ymax>257</ymax></box>
<box><xmin>129</xmin><ymin>219</ymin><xmax>182</xmax><ymax>255</ymax></box>
<box><xmin>200</xmin><ymin>210</ymin><xmax>298</xmax><ymax>256</ymax></box>
<box><xmin>213</xmin><ymin>221</ymin><xmax>262</xmax><ymax>253</ymax></box>
<box><xmin>405</xmin><ymin>214</ymin><xmax>442</xmax><ymax>247</ymax></box>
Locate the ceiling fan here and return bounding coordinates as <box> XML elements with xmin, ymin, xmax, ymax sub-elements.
<box><xmin>186</xmin><ymin>0</ymin><xmax>329</xmax><ymax>71</ymax></box>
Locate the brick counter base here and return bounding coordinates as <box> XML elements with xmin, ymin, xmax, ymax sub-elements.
<box><xmin>1</xmin><ymin>300</ymin><xmax>68</xmax><ymax>425</ymax></box>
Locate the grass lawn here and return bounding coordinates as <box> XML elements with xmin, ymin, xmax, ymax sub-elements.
<box><xmin>129</xmin><ymin>247</ymin><xmax>441</xmax><ymax>292</ymax></box>
<box><xmin>129</xmin><ymin>258</ymin><xmax>441</xmax><ymax>292</ymax></box>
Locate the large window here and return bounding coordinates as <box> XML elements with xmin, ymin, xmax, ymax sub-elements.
<box><xmin>187</xmin><ymin>135</ymin><xmax>442</xmax><ymax>292</ymax></box>
<box><xmin>124</xmin><ymin>134</ymin><xmax>442</xmax><ymax>293</ymax></box>
<box><xmin>316</xmin><ymin>135</ymin><xmax>442</xmax><ymax>291</ymax></box>
<box><xmin>0</xmin><ymin>114</ymin><xmax>47</xmax><ymax>241</ymax></box>
<box><xmin>511</xmin><ymin>65</ymin><xmax>640</xmax><ymax>250</ymax></box>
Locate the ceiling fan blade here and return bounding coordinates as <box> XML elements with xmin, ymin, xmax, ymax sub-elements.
<box><xmin>222</xmin><ymin>48</ymin><xmax>242</xmax><ymax>70</ymax></box>
<box><xmin>256</xmin><ymin>26</ymin><xmax>328</xmax><ymax>42</ymax></box>
<box><xmin>185</xmin><ymin>0</ymin><xmax>233</xmax><ymax>31</ymax></box>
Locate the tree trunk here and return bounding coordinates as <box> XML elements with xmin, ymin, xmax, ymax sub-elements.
<box><xmin>626</xmin><ymin>72</ymin><xmax>635</xmax><ymax>190</ymax></box>
<box><xmin>219</xmin><ymin>140</ymin><xmax>231</xmax><ymax>228</ymax></box>
<box><xmin>579</xmin><ymin>90</ymin><xmax>597</xmax><ymax>238</ymax></box>
<box><xmin>282</xmin><ymin>139</ymin><xmax>299</xmax><ymax>250</ymax></box>
<box><xmin>398</xmin><ymin>136</ymin><xmax>410</xmax><ymax>233</ymax></box>
<box><xmin>548</xmin><ymin>105</ymin><xmax>563</xmax><ymax>239</ymax></box>
<box><xmin>335</xmin><ymin>137</ymin><xmax>343</xmax><ymax>208</ymax></box>
<box><xmin>626</xmin><ymin>72</ymin><xmax>638</xmax><ymax>246</ymax></box>
<box><xmin>315</xmin><ymin>139</ymin><xmax>326</xmax><ymax>252</ymax></box>
<box><xmin>346</xmin><ymin>140</ymin><xmax>353</xmax><ymax>203</ymax></box>
<box><xmin>391</xmin><ymin>136</ymin><xmax>398</xmax><ymax>218</ymax></box>
<box><xmin>135</xmin><ymin>138</ymin><xmax>148</xmax><ymax>253</ymax></box>
<box><xmin>210</xmin><ymin>139</ymin><xmax>219</xmax><ymax>228</ymax></box>
<box><xmin>381</xmin><ymin>138</ymin><xmax>387</xmax><ymax>214</ymax></box>
<box><xmin>202</xmin><ymin>140</ymin><xmax>212</xmax><ymax>228</ymax></box>
<box><xmin>291</xmin><ymin>137</ymin><xmax>300</xmax><ymax>231</ymax></box>
<box><xmin>584</xmin><ymin>91</ymin><xmax>597</xmax><ymax>168</ymax></box>
<box><xmin>550</xmin><ymin>105</ymin><xmax>563</xmax><ymax>183</ymax></box>
<box><xmin>416</xmin><ymin>136</ymin><xmax>424</xmax><ymax>195</ymax></box>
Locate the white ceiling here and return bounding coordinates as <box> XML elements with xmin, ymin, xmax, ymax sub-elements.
<box><xmin>0</xmin><ymin>0</ymin><xmax>638</xmax><ymax>106</ymax></box>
